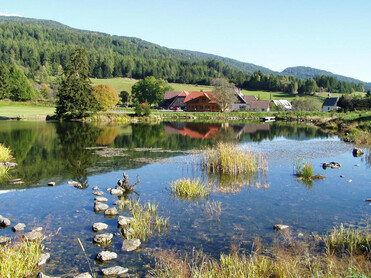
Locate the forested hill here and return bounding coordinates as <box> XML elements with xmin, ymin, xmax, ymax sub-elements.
<box><xmin>0</xmin><ymin>16</ymin><xmax>368</xmax><ymax>91</ymax></box>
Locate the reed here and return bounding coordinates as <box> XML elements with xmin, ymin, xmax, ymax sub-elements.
<box><xmin>126</xmin><ymin>199</ymin><xmax>168</xmax><ymax>241</ymax></box>
<box><xmin>205</xmin><ymin>200</ymin><xmax>222</xmax><ymax>219</ymax></box>
<box><xmin>201</xmin><ymin>142</ymin><xmax>265</xmax><ymax>176</ymax></box>
<box><xmin>170</xmin><ymin>178</ymin><xmax>209</xmax><ymax>200</ymax></box>
<box><xmin>294</xmin><ymin>159</ymin><xmax>313</xmax><ymax>179</ymax></box>
<box><xmin>0</xmin><ymin>144</ymin><xmax>12</xmax><ymax>163</ymax></box>
<box><xmin>0</xmin><ymin>239</ymin><xmax>41</xmax><ymax>278</ymax></box>
<box><xmin>0</xmin><ymin>166</ymin><xmax>9</xmax><ymax>182</ymax></box>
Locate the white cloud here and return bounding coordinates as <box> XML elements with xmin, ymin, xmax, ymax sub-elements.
<box><xmin>0</xmin><ymin>12</ymin><xmax>22</xmax><ymax>17</ymax></box>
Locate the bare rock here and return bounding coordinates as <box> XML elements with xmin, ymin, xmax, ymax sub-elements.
<box><xmin>118</xmin><ymin>216</ymin><xmax>135</xmax><ymax>227</ymax></box>
<box><xmin>38</xmin><ymin>252</ymin><xmax>50</xmax><ymax>266</ymax></box>
<box><xmin>353</xmin><ymin>148</ymin><xmax>364</xmax><ymax>157</ymax></box>
<box><xmin>93</xmin><ymin>191</ymin><xmax>104</xmax><ymax>196</ymax></box>
<box><xmin>23</xmin><ymin>231</ymin><xmax>44</xmax><ymax>241</ymax></box>
<box><xmin>110</xmin><ymin>188</ymin><xmax>124</xmax><ymax>196</ymax></box>
<box><xmin>92</xmin><ymin>222</ymin><xmax>108</xmax><ymax>232</ymax></box>
<box><xmin>122</xmin><ymin>238</ymin><xmax>141</xmax><ymax>252</ymax></box>
<box><xmin>32</xmin><ymin>227</ymin><xmax>43</xmax><ymax>232</ymax></box>
<box><xmin>93</xmin><ymin>186</ymin><xmax>99</xmax><ymax>190</ymax></box>
<box><xmin>101</xmin><ymin>266</ymin><xmax>128</xmax><ymax>276</ymax></box>
<box><xmin>37</xmin><ymin>272</ymin><xmax>61</xmax><ymax>278</ymax></box>
<box><xmin>73</xmin><ymin>273</ymin><xmax>93</xmax><ymax>278</ymax></box>
<box><xmin>96</xmin><ymin>251</ymin><xmax>117</xmax><ymax>262</ymax></box>
<box><xmin>94</xmin><ymin>202</ymin><xmax>109</xmax><ymax>213</ymax></box>
<box><xmin>12</xmin><ymin>223</ymin><xmax>26</xmax><ymax>232</ymax></box>
<box><xmin>93</xmin><ymin>233</ymin><xmax>113</xmax><ymax>246</ymax></box>
<box><xmin>0</xmin><ymin>236</ymin><xmax>11</xmax><ymax>245</ymax></box>
<box><xmin>0</xmin><ymin>215</ymin><xmax>11</xmax><ymax>228</ymax></box>
<box><xmin>104</xmin><ymin>207</ymin><xmax>119</xmax><ymax>217</ymax></box>
<box><xmin>48</xmin><ymin>182</ymin><xmax>56</xmax><ymax>186</ymax></box>
<box><xmin>273</xmin><ymin>224</ymin><xmax>289</xmax><ymax>231</ymax></box>
<box><xmin>95</xmin><ymin>197</ymin><xmax>108</xmax><ymax>202</ymax></box>
<box><xmin>68</xmin><ymin>181</ymin><xmax>83</xmax><ymax>189</ymax></box>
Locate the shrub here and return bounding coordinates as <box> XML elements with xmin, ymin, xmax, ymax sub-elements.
<box><xmin>93</xmin><ymin>84</ymin><xmax>119</xmax><ymax>111</ymax></box>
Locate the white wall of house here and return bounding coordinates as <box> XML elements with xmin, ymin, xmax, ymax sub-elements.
<box><xmin>323</xmin><ymin>106</ymin><xmax>338</xmax><ymax>112</ymax></box>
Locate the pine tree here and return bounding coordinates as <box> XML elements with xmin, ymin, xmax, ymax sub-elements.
<box><xmin>56</xmin><ymin>49</ymin><xmax>99</xmax><ymax>119</ymax></box>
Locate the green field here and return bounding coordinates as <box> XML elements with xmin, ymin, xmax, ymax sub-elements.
<box><xmin>0</xmin><ymin>102</ymin><xmax>55</xmax><ymax>119</ymax></box>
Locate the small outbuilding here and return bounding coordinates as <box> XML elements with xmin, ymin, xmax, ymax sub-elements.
<box><xmin>322</xmin><ymin>97</ymin><xmax>339</xmax><ymax>112</ymax></box>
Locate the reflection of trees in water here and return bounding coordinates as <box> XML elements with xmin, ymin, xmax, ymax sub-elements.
<box><xmin>364</xmin><ymin>149</ymin><xmax>371</xmax><ymax>168</ymax></box>
<box><xmin>96</xmin><ymin>126</ymin><xmax>120</xmax><ymax>145</ymax></box>
<box><xmin>56</xmin><ymin>123</ymin><xmax>101</xmax><ymax>188</ymax></box>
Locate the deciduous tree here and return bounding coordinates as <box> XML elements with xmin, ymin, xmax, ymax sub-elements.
<box><xmin>211</xmin><ymin>78</ymin><xmax>237</xmax><ymax>112</ymax></box>
<box><xmin>93</xmin><ymin>84</ymin><xmax>119</xmax><ymax>111</ymax></box>
<box><xmin>131</xmin><ymin>76</ymin><xmax>171</xmax><ymax>105</ymax></box>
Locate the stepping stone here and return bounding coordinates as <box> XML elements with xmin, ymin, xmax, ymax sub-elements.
<box><xmin>92</xmin><ymin>222</ymin><xmax>108</xmax><ymax>232</ymax></box>
<box><xmin>122</xmin><ymin>238</ymin><xmax>141</xmax><ymax>252</ymax></box>
<box><xmin>96</xmin><ymin>251</ymin><xmax>117</xmax><ymax>262</ymax></box>
<box><xmin>101</xmin><ymin>266</ymin><xmax>128</xmax><ymax>276</ymax></box>
<box><xmin>273</xmin><ymin>224</ymin><xmax>289</xmax><ymax>231</ymax></box>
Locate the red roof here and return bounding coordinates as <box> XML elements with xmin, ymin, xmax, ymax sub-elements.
<box><xmin>184</xmin><ymin>91</ymin><xmax>215</xmax><ymax>103</ymax></box>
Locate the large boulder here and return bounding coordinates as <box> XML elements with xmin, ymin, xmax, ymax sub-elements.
<box><xmin>101</xmin><ymin>266</ymin><xmax>128</xmax><ymax>276</ymax></box>
<box><xmin>93</xmin><ymin>233</ymin><xmax>113</xmax><ymax>246</ymax></box>
<box><xmin>122</xmin><ymin>238</ymin><xmax>141</xmax><ymax>252</ymax></box>
<box><xmin>95</xmin><ymin>251</ymin><xmax>117</xmax><ymax>262</ymax></box>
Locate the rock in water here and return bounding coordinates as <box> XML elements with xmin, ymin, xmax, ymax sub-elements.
<box><xmin>93</xmin><ymin>233</ymin><xmax>113</xmax><ymax>246</ymax></box>
<box><xmin>353</xmin><ymin>148</ymin><xmax>364</xmax><ymax>157</ymax></box>
<box><xmin>104</xmin><ymin>207</ymin><xmax>119</xmax><ymax>217</ymax></box>
<box><xmin>48</xmin><ymin>182</ymin><xmax>56</xmax><ymax>186</ymax></box>
<box><xmin>95</xmin><ymin>197</ymin><xmax>108</xmax><ymax>202</ymax></box>
<box><xmin>36</xmin><ymin>272</ymin><xmax>61</xmax><ymax>278</ymax></box>
<box><xmin>95</xmin><ymin>251</ymin><xmax>117</xmax><ymax>262</ymax></box>
<box><xmin>94</xmin><ymin>202</ymin><xmax>109</xmax><ymax>213</ymax></box>
<box><xmin>92</xmin><ymin>191</ymin><xmax>104</xmax><ymax>196</ymax></box>
<box><xmin>93</xmin><ymin>186</ymin><xmax>99</xmax><ymax>190</ymax></box>
<box><xmin>73</xmin><ymin>273</ymin><xmax>93</xmax><ymax>278</ymax></box>
<box><xmin>0</xmin><ymin>236</ymin><xmax>11</xmax><ymax>245</ymax></box>
<box><xmin>38</xmin><ymin>253</ymin><xmax>50</xmax><ymax>266</ymax></box>
<box><xmin>110</xmin><ymin>188</ymin><xmax>124</xmax><ymax>196</ymax></box>
<box><xmin>101</xmin><ymin>266</ymin><xmax>128</xmax><ymax>276</ymax></box>
<box><xmin>12</xmin><ymin>223</ymin><xmax>26</xmax><ymax>232</ymax></box>
<box><xmin>92</xmin><ymin>222</ymin><xmax>108</xmax><ymax>232</ymax></box>
<box><xmin>273</xmin><ymin>224</ymin><xmax>289</xmax><ymax>231</ymax></box>
<box><xmin>0</xmin><ymin>215</ymin><xmax>11</xmax><ymax>228</ymax></box>
<box><xmin>118</xmin><ymin>216</ymin><xmax>135</xmax><ymax>227</ymax></box>
<box><xmin>23</xmin><ymin>231</ymin><xmax>44</xmax><ymax>241</ymax></box>
<box><xmin>122</xmin><ymin>238</ymin><xmax>141</xmax><ymax>252</ymax></box>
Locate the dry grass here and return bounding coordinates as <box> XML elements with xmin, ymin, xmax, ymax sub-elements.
<box><xmin>125</xmin><ymin>199</ymin><xmax>168</xmax><ymax>241</ymax></box>
<box><xmin>170</xmin><ymin>178</ymin><xmax>209</xmax><ymax>201</ymax></box>
<box><xmin>0</xmin><ymin>239</ymin><xmax>41</xmax><ymax>278</ymax></box>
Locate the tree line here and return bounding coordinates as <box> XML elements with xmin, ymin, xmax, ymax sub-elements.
<box><xmin>0</xmin><ymin>21</ymin><xmax>365</xmax><ymax>102</ymax></box>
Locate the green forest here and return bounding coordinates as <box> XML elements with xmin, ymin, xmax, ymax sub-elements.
<box><xmin>0</xmin><ymin>18</ymin><xmax>367</xmax><ymax>103</ymax></box>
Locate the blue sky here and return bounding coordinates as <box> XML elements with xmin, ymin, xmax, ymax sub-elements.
<box><xmin>1</xmin><ymin>0</ymin><xmax>370</xmax><ymax>82</ymax></box>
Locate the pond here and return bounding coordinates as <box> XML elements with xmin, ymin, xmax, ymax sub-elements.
<box><xmin>0</xmin><ymin>121</ymin><xmax>370</xmax><ymax>277</ymax></box>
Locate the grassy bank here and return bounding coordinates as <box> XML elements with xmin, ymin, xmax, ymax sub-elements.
<box><xmin>0</xmin><ymin>101</ymin><xmax>55</xmax><ymax>119</ymax></box>
<box><xmin>153</xmin><ymin>223</ymin><xmax>371</xmax><ymax>278</ymax></box>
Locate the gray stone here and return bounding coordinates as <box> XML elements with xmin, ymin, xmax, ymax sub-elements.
<box><xmin>273</xmin><ymin>224</ymin><xmax>289</xmax><ymax>231</ymax></box>
<box><xmin>23</xmin><ymin>231</ymin><xmax>44</xmax><ymax>241</ymax></box>
<box><xmin>118</xmin><ymin>216</ymin><xmax>135</xmax><ymax>227</ymax></box>
<box><xmin>94</xmin><ymin>202</ymin><xmax>109</xmax><ymax>213</ymax></box>
<box><xmin>32</xmin><ymin>227</ymin><xmax>43</xmax><ymax>232</ymax></box>
<box><xmin>322</xmin><ymin>162</ymin><xmax>341</xmax><ymax>169</ymax></box>
<box><xmin>95</xmin><ymin>197</ymin><xmax>108</xmax><ymax>202</ymax></box>
<box><xmin>68</xmin><ymin>180</ymin><xmax>83</xmax><ymax>189</ymax></box>
<box><xmin>12</xmin><ymin>223</ymin><xmax>26</xmax><ymax>232</ymax></box>
<box><xmin>0</xmin><ymin>215</ymin><xmax>11</xmax><ymax>228</ymax></box>
<box><xmin>104</xmin><ymin>207</ymin><xmax>119</xmax><ymax>217</ymax></box>
<box><xmin>73</xmin><ymin>273</ymin><xmax>93</xmax><ymax>278</ymax></box>
<box><xmin>106</xmin><ymin>187</ymin><xmax>112</xmax><ymax>192</ymax></box>
<box><xmin>340</xmin><ymin>175</ymin><xmax>345</xmax><ymax>178</ymax></box>
<box><xmin>92</xmin><ymin>222</ymin><xmax>108</xmax><ymax>232</ymax></box>
<box><xmin>93</xmin><ymin>191</ymin><xmax>104</xmax><ymax>196</ymax></box>
<box><xmin>122</xmin><ymin>228</ymin><xmax>135</xmax><ymax>238</ymax></box>
<box><xmin>0</xmin><ymin>236</ymin><xmax>11</xmax><ymax>245</ymax></box>
<box><xmin>353</xmin><ymin>148</ymin><xmax>364</xmax><ymax>157</ymax></box>
<box><xmin>93</xmin><ymin>186</ymin><xmax>99</xmax><ymax>190</ymax></box>
<box><xmin>36</xmin><ymin>272</ymin><xmax>61</xmax><ymax>278</ymax></box>
<box><xmin>93</xmin><ymin>233</ymin><xmax>113</xmax><ymax>246</ymax></box>
<box><xmin>113</xmin><ymin>200</ymin><xmax>121</xmax><ymax>205</ymax></box>
<box><xmin>96</xmin><ymin>251</ymin><xmax>117</xmax><ymax>262</ymax></box>
<box><xmin>101</xmin><ymin>266</ymin><xmax>128</xmax><ymax>276</ymax></box>
<box><xmin>38</xmin><ymin>252</ymin><xmax>50</xmax><ymax>266</ymax></box>
<box><xmin>122</xmin><ymin>238</ymin><xmax>141</xmax><ymax>252</ymax></box>
<box><xmin>48</xmin><ymin>182</ymin><xmax>56</xmax><ymax>186</ymax></box>
<box><xmin>110</xmin><ymin>188</ymin><xmax>124</xmax><ymax>196</ymax></box>
<box><xmin>347</xmin><ymin>179</ymin><xmax>353</xmax><ymax>183</ymax></box>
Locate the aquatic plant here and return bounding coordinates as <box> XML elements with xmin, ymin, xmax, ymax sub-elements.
<box><xmin>324</xmin><ymin>224</ymin><xmax>371</xmax><ymax>257</ymax></box>
<box><xmin>0</xmin><ymin>143</ymin><xmax>12</xmax><ymax>163</ymax></box>
<box><xmin>77</xmin><ymin>238</ymin><xmax>96</xmax><ymax>278</ymax></box>
<box><xmin>0</xmin><ymin>239</ymin><xmax>41</xmax><ymax>278</ymax></box>
<box><xmin>294</xmin><ymin>159</ymin><xmax>313</xmax><ymax>179</ymax></box>
<box><xmin>205</xmin><ymin>200</ymin><xmax>222</xmax><ymax>220</ymax></box>
<box><xmin>201</xmin><ymin>142</ymin><xmax>264</xmax><ymax>175</ymax></box>
<box><xmin>126</xmin><ymin>199</ymin><xmax>168</xmax><ymax>241</ymax></box>
<box><xmin>170</xmin><ymin>178</ymin><xmax>209</xmax><ymax>200</ymax></box>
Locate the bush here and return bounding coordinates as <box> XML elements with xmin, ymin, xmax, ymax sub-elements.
<box><xmin>135</xmin><ymin>102</ymin><xmax>151</xmax><ymax>116</ymax></box>
<box><xmin>93</xmin><ymin>84</ymin><xmax>119</xmax><ymax>111</ymax></box>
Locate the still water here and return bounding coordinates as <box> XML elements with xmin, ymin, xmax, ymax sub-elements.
<box><xmin>0</xmin><ymin>121</ymin><xmax>370</xmax><ymax>277</ymax></box>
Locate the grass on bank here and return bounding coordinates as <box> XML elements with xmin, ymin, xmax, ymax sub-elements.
<box><xmin>125</xmin><ymin>199</ymin><xmax>168</xmax><ymax>241</ymax></box>
<box><xmin>170</xmin><ymin>178</ymin><xmax>209</xmax><ymax>201</ymax></box>
<box><xmin>0</xmin><ymin>101</ymin><xmax>55</xmax><ymax>118</ymax></box>
<box><xmin>152</xmin><ymin>223</ymin><xmax>371</xmax><ymax>278</ymax></box>
<box><xmin>0</xmin><ymin>239</ymin><xmax>42</xmax><ymax>278</ymax></box>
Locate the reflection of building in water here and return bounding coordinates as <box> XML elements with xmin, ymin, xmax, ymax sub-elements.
<box><xmin>164</xmin><ymin>123</ymin><xmax>220</xmax><ymax>139</ymax></box>
<box><xmin>235</xmin><ymin>124</ymin><xmax>270</xmax><ymax>139</ymax></box>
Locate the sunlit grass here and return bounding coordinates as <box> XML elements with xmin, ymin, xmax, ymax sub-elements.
<box><xmin>170</xmin><ymin>178</ymin><xmax>209</xmax><ymax>201</ymax></box>
<box><xmin>0</xmin><ymin>239</ymin><xmax>41</xmax><ymax>278</ymax></box>
<box><xmin>125</xmin><ymin>199</ymin><xmax>168</xmax><ymax>241</ymax></box>
<box><xmin>0</xmin><ymin>144</ymin><xmax>12</xmax><ymax>163</ymax></box>
<box><xmin>201</xmin><ymin>142</ymin><xmax>266</xmax><ymax>176</ymax></box>
<box><xmin>294</xmin><ymin>159</ymin><xmax>313</xmax><ymax>179</ymax></box>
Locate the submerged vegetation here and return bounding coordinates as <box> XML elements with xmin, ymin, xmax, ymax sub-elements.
<box><xmin>170</xmin><ymin>178</ymin><xmax>209</xmax><ymax>201</ymax></box>
<box><xmin>153</xmin><ymin>223</ymin><xmax>371</xmax><ymax>278</ymax></box>
<box><xmin>0</xmin><ymin>239</ymin><xmax>42</xmax><ymax>278</ymax></box>
<box><xmin>125</xmin><ymin>199</ymin><xmax>168</xmax><ymax>241</ymax></box>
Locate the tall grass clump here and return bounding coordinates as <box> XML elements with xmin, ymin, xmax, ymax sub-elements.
<box><xmin>126</xmin><ymin>199</ymin><xmax>168</xmax><ymax>241</ymax></box>
<box><xmin>201</xmin><ymin>142</ymin><xmax>266</xmax><ymax>175</ymax></box>
<box><xmin>294</xmin><ymin>159</ymin><xmax>313</xmax><ymax>179</ymax></box>
<box><xmin>0</xmin><ymin>239</ymin><xmax>41</xmax><ymax>277</ymax></box>
<box><xmin>0</xmin><ymin>144</ymin><xmax>12</xmax><ymax>163</ymax></box>
<box><xmin>170</xmin><ymin>178</ymin><xmax>209</xmax><ymax>201</ymax></box>
<box><xmin>324</xmin><ymin>224</ymin><xmax>371</xmax><ymax>257</ymax></box>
